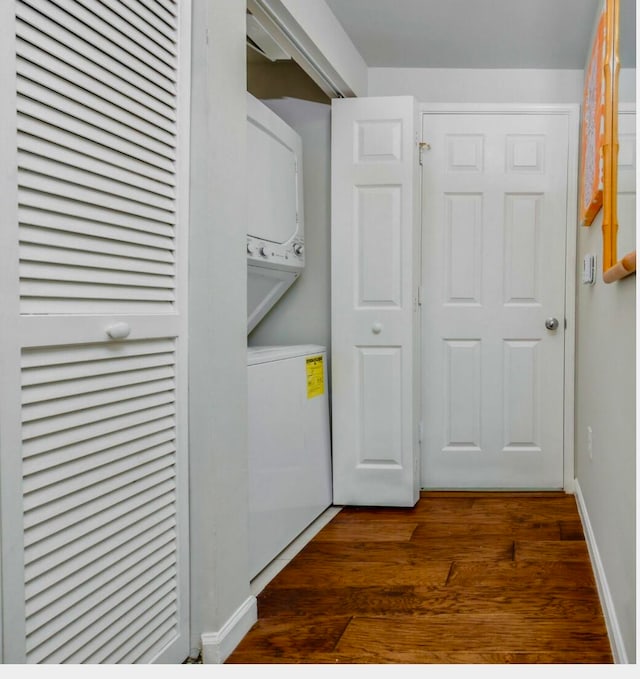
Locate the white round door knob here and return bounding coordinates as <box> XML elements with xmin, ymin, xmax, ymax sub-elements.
<box><xmin>106</xmin><ymin>322</ymin><xmax>131</xmax><ymax>340</ymax></box>
<box><xmin>372</xmin><ymin>322</ymin><xmax>383</xmax><ymax>334</ymax></box>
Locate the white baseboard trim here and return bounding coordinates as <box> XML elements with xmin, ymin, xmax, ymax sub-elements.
<box><xmin>574</xmin><ymin>479</ymin><xmax>628</xmax><ymax>664</ymax></box>
<box><xmin>200</xmin><ymin>595</ymin><xmax>258</xmax><ymax>664</ymax></box>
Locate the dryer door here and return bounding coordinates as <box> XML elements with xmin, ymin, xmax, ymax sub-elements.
<box><xmin>247</xmin><ymin>94</ymin><xmax>304</xmax><ymax>249</ymax></box>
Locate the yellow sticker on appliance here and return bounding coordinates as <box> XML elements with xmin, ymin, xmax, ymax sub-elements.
<box><xmin>306</xmin><ymin>355</ymin><xmax>324</xmax><ymax>399</ymax></box>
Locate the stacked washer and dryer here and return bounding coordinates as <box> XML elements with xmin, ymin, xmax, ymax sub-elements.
<box><xmin>246</xmin><ymin>94</ymin><xmax>332</xmax><ymax>580</ymax></box>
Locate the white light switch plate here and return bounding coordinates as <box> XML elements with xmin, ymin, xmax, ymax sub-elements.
<box><xmin>583</xmin><ymin>254</ymin><xmax>596</xmax><ymax>285</ymax></box>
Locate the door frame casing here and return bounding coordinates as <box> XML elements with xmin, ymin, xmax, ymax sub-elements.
<box><xmin>419</xmin><ymin>103</ymin><xmax>579</xmax><ymax>493</ymax></box>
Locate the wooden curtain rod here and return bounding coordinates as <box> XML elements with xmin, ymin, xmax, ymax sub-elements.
<box><xmin>603</xmin><ymin>250</ymin><xmax>636</xmax><ymax>283</ymax></box>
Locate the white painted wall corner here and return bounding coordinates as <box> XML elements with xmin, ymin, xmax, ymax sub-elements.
<box><xmin>200</xmin><ymin>596</ymin><xmax>258</xmax><ymax>664</ymax></box>
<box><xmin>574</xmin><ymin>479</ymin><xmax>628</xmax><ymax>664</ymax></box>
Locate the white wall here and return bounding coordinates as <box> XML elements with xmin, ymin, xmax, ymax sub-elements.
<box><xmin>573</xmin><ymin>61</ymin><xmax>636</xmax><ymax>670</ymax></box>
<box><xmin>575</xmin><ymin>207</ymin><xmax>636</xmax><ymax>664</ymax></box>
<box><xmin>368</xmin><ymin>68</ymin><xmax>585</xmax><ymax>103</ymax></box>
<box><xmin>188</xmin><ymin>0</ymin><xmax>255</xmax><ymax>662</ymax></box>
<box><xmin>248</xmin><ymin>98</ymin><xmax>332</xmax><ymax>372</ymax></box>
<box><xmin>618</xmin><ymin>69</ymin><xmax>637</xmax><ymax>102</ymax></box>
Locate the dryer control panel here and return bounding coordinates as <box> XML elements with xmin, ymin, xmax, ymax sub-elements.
<box><xmin>247</xmin><ymin>235</ymin><xmax>304</xmax><ymax>272</ymax></box>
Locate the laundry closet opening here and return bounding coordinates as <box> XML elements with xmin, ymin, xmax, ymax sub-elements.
<box><xmin>244</xmin><ymin>19</ymin><xmax>336</xmax><ymax>585</ymax></box>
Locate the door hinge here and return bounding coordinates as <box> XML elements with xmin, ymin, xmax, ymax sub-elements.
<box><xmin>418</xmin><ymin>421</ymin><xmax>424</xmax><ymax>443</ymax></box>
<box><xmin>417</xmin><ymin>286</ymin><xmax>424</xmax><ymax>306</ymax></box>
<box><xmin>418</xmin><ymin>141</ymin><xmax>431</xmax><ymax>165</ymax></box>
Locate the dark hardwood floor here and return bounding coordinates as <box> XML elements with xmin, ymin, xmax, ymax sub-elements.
<box><xmin>226</xmin><ymin>491</ymin><xmax>613</xmax><ymax>664</ymax></box>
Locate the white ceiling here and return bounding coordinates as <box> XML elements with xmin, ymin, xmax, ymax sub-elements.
<box><xmin>325</xmin><ymin>0</ymin><xmax>635</xmax><ymax>70</ymax></box>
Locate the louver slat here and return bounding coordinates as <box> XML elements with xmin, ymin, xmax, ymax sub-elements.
<box><xmin>26</xmin><ymin>522</ymin><xmax>176</xmax><ymax>627</ymax></box>
<box><xmin>25</xmin><ymin>508</ymin><xmax>176</xmax><ymax>604</ymax></box>
<box><xmin>17</xmin><ymin>103</ymin><xmax>175</xmax><ymax>175</ymax></box>
<box><xmin>17</xmin><ymin>152</ymin><xmax>175</xmax><ymax>211</ymax></box>
<box><xmin>50</xmin><ymin>0</ymin><xmax>176</xmax><ymax>77</ymax></box>
<box><xmin>22</xmin><ymin>377</ymin><xmax>175</xmax><ymax>422</ymax></box>
<box><xmin>26</xmin><ymin>547</ymin><xmax>177</xmax><ymax>646</ymax></box>
<box><xmin>16</xmin><ymin>19</ymin><xmax>176</xmax><ymax>122</ymax></box>
<box><xmin>21</xmin><ymin>280</ymin><xmax>176</xmax><ymax>303</ymax></box>
<box><xmin>24</xmin><ymin>473</ymin><xmax>176</xmax><ymax>548</ymax></box>
<box><xmin>141</xmin><ymin>0</ymin><xmax>177</xmax><ymax>22</ymax></box>
<box><xmin>20</xmin><ymin>233</ymin><xmax>173</xmax><ymax>272</ymax></box>
<box><xmin>17</xmin><ymin>43</ymin><xmax>176</xmax><ymax>138</ymax></box>
<box><xmin>21</xmin><ymin>338</ymin><xmax>180</xmax><ymax>663</ymax></box>
<box><xmin>18</xmin><ymin>136</ymin><xmax>175</xmax><ymax>199</ymax></box>
<box><xmin>18</xmin><ymin>173</ymin><xmax>176</xmax><ymax>225</ymax></box>
<box><xmin>112</xmin><ymin>608</ymin><xmax>178</xmax><ymax>664</ymax></box>
<box><xmin>22</xmin><ymin>0</ymin><xmax>176</xmax><ymax>88</ymax></box>
<box><xmin>24</xmin><ymin>438</ymin><xmax>176</xmax><ymax>533</ymax></box>
<box><xmin>17</xmin><ymin>0</ymin><xmax>180</xmax><ymax>317</ymax></box>
<box><xmin>17</xmin><ymin>79</ymin><xmax>175</xmax><ymax>161</ymax></box>
<box><xmin>23</xmin><ymin>403</ymin><xmax>176</xmax><ymax>459</ymax></box>
<box><xmin>25</xmin><ymin>519</ymin><xmax>177</xmax><ymax>618</ymax></box>
<box><xmin>18</xmin><ymin>207</ymin><xmax>176</xmax><ymax>250</ymax></box>
<box><xmin>20</xmin><ymin>242</ymin><xmax>174</xmax><ymax>276</ymax></box>
<box><xmin>21</xmin><ymin>267</ymin><xmax>173</xmax><ymax>298</ymax></box>
<box><xmin>18</xmin><ymin>117</ymin><xmax>175</xmax><ymax>187</ymax></box>
<box><xmin>28</xmin><ymin>565</ymin><xmax>178</xmax><ymax>663</ymax></box>
<box><xmin>24</xmin><ymin>488</ymin><xmax>176</xmax><ymax>575</ymax></box>
<box><xmin>18</xmin><ymin>188</ymin><xmax>175</xmax><ymax>237</ymax></box>
<box><xmin>115</xmin><ymin>0</ymin><xmax>178</xmax><ymax>45</ymax></box>
<box><xmin>22</xmin><ymin>367</ymin><xmax>175</xmax><ymax>405</ymax></box>
<box><xmin>73</xmin><ymin>590</ymin><xmax>178</xmax><ymax>664</ymax></box>
<box><xmin>22</xmin><ymin>391</ymin><xmax>176</xmax><ymax>442</ymax></box>
<box><xmin>22</xmin><ymin>338</ymin><xmax>175</xmax><ymax>368</ymax></box>
<box><xmin>73</xmin><ymin>0</ymin><xmax>177</xmax><ymax>63</ymax></box>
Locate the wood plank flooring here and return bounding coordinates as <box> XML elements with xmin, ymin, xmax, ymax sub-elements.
<box><xmin>226</xmin><ymin>492</ymin><xmax>613</xmax><ymax>664</ymax></box>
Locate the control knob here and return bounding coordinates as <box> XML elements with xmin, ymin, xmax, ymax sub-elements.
<box><xmin>259</xmin><ymin>245</ymin><xmax>271</xmax><ymax>258</ymax></box>
<box><xmin>293</xmin><ymin>243</ymin><xmax>304</xmax><ymax>256</ymax></box>
<box><xmin>247</xmin><ymin>242</ymin><xmax>255</xmax><ymax>255</ymax></box>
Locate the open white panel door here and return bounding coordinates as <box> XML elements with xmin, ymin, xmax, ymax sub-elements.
<box><xmin>0</xmin><ymin>0</ymin><xmax>190</xmax><ymax>663</ymax></box>
<box><xmin>331</xmin><ymin>96</ymin><xmax>421</xmax><ymax>507</ymax></box>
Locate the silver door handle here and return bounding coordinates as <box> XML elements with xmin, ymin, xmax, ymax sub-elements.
<box><xmin>545</xmin><ymin>317</ymin><xmax>559</xmax><ymax>331</ymax></box>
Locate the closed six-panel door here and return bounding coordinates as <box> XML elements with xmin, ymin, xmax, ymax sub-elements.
<box><xmin>421</xmin><ymin>111</ymin><xmax>570</xmax><ymax>489</ymax></box>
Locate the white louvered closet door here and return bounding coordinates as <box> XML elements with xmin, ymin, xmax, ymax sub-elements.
<box><xmin>0</xmin><ymin>0</ymin><xmax>190</xmax><ymax>664</ymax></box>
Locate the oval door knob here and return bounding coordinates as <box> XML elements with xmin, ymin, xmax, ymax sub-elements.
<box><xmin>372</xmin><ymin>322</ymin><xmax>383</xmax><ymax>334</ymax></box>
<box><xmin>545</xmin><ymin>317</ymin><xmax>559</xmax><ymax>331</ymax></box>
<box><xmin>106</xmin><ymin>322</ymin><xmax>131</xmax><ymax>340</ymax></box>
